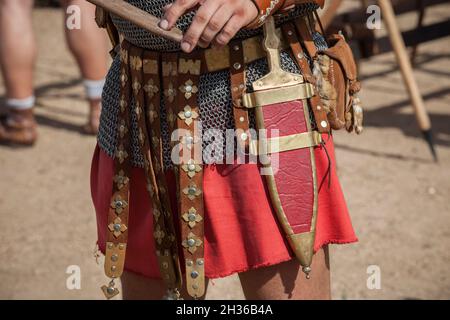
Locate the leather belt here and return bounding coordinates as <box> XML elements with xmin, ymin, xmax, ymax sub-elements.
<box><xmin>202</xmin><ymin>28</ymin><xmax>289</xmax><ymax>73</ymax></box>
<box><xmin>117</xmin><ymin>28</ymin><xmax>289</xmax><ymax>74</ymax></box>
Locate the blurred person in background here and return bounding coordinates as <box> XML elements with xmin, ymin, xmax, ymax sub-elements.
<box><xmin>0</xmin><ymin>0</ymin><xmax>108</xmax><ymax>146</ymax></box>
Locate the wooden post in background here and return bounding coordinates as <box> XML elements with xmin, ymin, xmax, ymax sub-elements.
<box><xmin>378</xmin><ymin>0</ymin><xmax>437</xmax><ymax>160</ymax></box>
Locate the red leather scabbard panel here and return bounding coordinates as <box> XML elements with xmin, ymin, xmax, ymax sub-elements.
<box><xmin>261</xmin><ymin>100</ymin><xmax>314</xmax><ymax>234</ymax></box>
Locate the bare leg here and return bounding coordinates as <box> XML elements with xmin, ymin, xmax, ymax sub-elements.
<box><xmin>120</xmin><ymin>271</ymin><xmax>209</xmax><ymax>300</ymax></box>
<box><xmin>0</xmin><ymin>0</ymin><xmax>37</xmax><ymax>145</ymax></box>
<box><xmin>60</xmin><ymin>0</ymin><xmax>108</xmax><ymax>134</ymax></box>
<box><xmin>0</xmin><ymin>0</ymin><xmax>35</xmax><ymax>99</ymax></box>
<box><xmin>120</xmin><ymin>271</ymin><xmax>167</xmax><ymax>300</ymax></box>
<box><xmin>238</xmin><ymin>247</ymin><xmax>331</xmax><ymax>300</ymax></box>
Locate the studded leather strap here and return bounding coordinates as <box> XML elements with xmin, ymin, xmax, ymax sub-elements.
<box><xmin>103</xmin><ymin>41</ymin><xmax>183</xmax><ymax>300</ymax></box>
<box><xmin>283</xmin><ymin>21</ymin><xmax>330</xmax><ymax>133</ymax></box>
<box><xmin>230</xmin><ymin>40</ymin><xmax>250</xmax><ymax>152</ymax></box>
<box><xmin>101</xmin><ymin>41</ymin><xmax>133</xmax><ymax>299</ymax></box>
<box><xmin>133</xmin><ymin>47</ymin><xmax>182</xmax><ymax>295</ymax></box>
<box><xmin>161</xmin><ymin>53</ymin><xmax>179</xmax><ymax>136</ymax></box>
<box><xmin>176</xmin><ymin>52</ymin><xmax>206</xmax><ymax>298</ymax></box>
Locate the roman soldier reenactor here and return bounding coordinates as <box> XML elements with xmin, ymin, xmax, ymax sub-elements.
<box><xmin>90</xmin><ymin>0</ymin><xmax>363</xmax><ymax>300</ymax></box>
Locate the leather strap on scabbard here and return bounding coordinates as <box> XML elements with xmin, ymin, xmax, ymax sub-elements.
<box><xmin>295</xmin><ymin>14</ymin><xmax>318</xmax><ymax>58</ymax></box>
<box><xmin>282</xmin><ymin>21</ymin><xmax>330</xmax><ymax>133</ymax></box>
<box><xmin>230</xmin><ymin>40</ymin><xmax>250</xmax><ymax>151</ymax></box>
<box><xmin>176</xmin><ymin>52</ymin><xmax>206</xmax><ymax>299</ymax></box>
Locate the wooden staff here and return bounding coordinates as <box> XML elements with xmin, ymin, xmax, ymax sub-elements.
<box><xmin>86</xmin><ymin>0</ymin><xmax>183</xmax><ymax>43</ymax></box>
<box><xmin>378</xmin><ymin>0</ymin><xmax>437</xmax><ymax>161</ymax></box>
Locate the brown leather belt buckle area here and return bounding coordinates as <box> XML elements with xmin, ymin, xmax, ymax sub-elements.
<box><xmin>203</xmin><ymin>28</ymin><xmax>290</xmax><ymax>73</ymax></box>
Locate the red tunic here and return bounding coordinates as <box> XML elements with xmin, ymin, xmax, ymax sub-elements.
<box><xmin>91</xmin><ymin>135</ymin><xmax>357</xmax><ymax>279</ymax></box>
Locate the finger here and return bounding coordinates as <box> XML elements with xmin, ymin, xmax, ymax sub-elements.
<box><xmin>161</xmin><ymin>0</ymin><xmax>198</xmax><ymax>30</ymax></box>
<box><xmin>214</xmin><ymin>15</ymin><xmax>243</xmax><ymax>47</ymax></box>
<box><xmin>181</xmin><ymin>0</ymin><xmax>221</xmax><ymax>53</ymax></box>
<box><xmin>199</xmin><ymin>4</ymin><xmax>234</xmax><ymax>46</ymax></box>
<box><xmin>197</xmin><ymin>39</ymin><xmax>209</xmax><ymax>49</ymax></box>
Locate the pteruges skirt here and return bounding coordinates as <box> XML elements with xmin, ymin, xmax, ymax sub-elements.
<box><xmin>91</xmin><ymin>135</ymin><xmax>357</xmax><ymax>279</ymax></box>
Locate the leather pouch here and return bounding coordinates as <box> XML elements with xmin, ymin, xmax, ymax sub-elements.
<box><xmin>313</xmin><ymin>33</ymin><xmax>363</xmax><ymax>134</ymax></box>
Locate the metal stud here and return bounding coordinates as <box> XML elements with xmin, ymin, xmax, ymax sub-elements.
<box><xmin>107</xmin><ymin>243</ymin><xmax>113</xmax><ymax>249</ymax></box>
<box><xmin>187</xmin><ymin>238</ymin><xmax>196</xmax><ymax>247</ymax></box>
<box><xmin>188</xmin><ymin>213</ymin><xmax>197</xmax><ymax>222</ymax></box>
<box><xmin>184</xmin><ymin>110</ymin><xmax>192</xmax><ymax>118</ymax></box>
<box><xmin>191</xmin><ymin>271</ymin><xmax>199</xmax><ymax>279</ymax></box>
<box><xmin>188</xmin><ymin>163</ymin><xmax>196</xmax><ymax>172</ymax></box>
<box><xmin>297</xmin><ymin>52</ymin><xmax>304</xmax><ymax>59</ymax></box>
<box><xmin>197</xmin><ymin>259</ymin><xmax>204</xmax><ymax>266</ymax></box>
<box><xmin>188</xmin><ymin>187</ymin><xmax>197</xmax><ymax>195</ymax></box>
<box><xmin>239</xmin><ymin>116</ymin><xmax>245</xmax><ymax>122</ymax></box>
<box><xmin>320</xmin><ymin>120</ymin><xmax>328</xmax><ymax>128</ymax></box>
<box><xmin>113</xmin><ymin>223</ymin><xmax>121</xmax><ymax>232</ymax></box>
<box><xmin>185</xmin><ymin>85</ymin><xmax>193</xmax><ymax>93</ymax></box>
<box><xmin>287</xmin><ymin>30</ymin><xmax>293</xmax><ymax>36</ymax></box>
<box><xmin>317</xmin><ymin>105</ymin><xmax>322</xmax><ymax>111</ymax></box>
<box><xmin>233</xmin><ymin>62</ymin><xmax>242</xmax><ymax>70</ymax></box>
<box><xmin>111</xmin><ymin>254</ymin><xmax>118</xmax><ymax>262</ymax></box>
<box><xmin>241</xmin><ymin>133</ymin><xmax>248</xmax><ymax>141</ymax></box>
<box><xmin>186</xmin><ymin>260</ymin><xmax>193</xmax><ymax>267</ymax></box>
<box><xmin>111</xmin><ymin>266</ymin><xmax>117</xmax><ymax>272</ymax></box>
<box><xmin>233</xmin><ymin>45</ymin><xmax>240</xmax><ymax>51</ymax></box>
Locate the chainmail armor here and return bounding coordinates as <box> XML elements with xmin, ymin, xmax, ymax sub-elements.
<box><xmin>98</xmin><ymin>0</ymin><xmax>326</xmax><ymax>168</ymax></box>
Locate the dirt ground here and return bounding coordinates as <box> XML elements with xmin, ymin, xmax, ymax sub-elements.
<box><xmin>0</xmin><ymin>4</ymin><xmax>449</xmax><ymax>300</ymax></box>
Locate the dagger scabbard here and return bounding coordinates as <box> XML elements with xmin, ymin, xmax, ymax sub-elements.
<box><xmin>243</xmin><ymin>16</ymin><xmax>320</xmax><ymax>278</ymax></box>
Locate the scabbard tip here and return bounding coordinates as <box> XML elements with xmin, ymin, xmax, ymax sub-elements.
<box><xmin>302</xmin><ymin>266</ymin><xmax>312</xmax><ymax>279</ymax></box>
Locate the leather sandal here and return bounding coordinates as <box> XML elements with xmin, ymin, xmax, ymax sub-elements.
<box><xmin>0</xmin><ymin>108</ymin><xmax>38</xmax><ymax>146</ymax></box>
